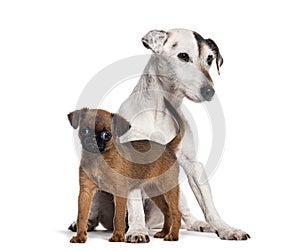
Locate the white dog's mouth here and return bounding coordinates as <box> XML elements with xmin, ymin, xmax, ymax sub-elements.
<box><xmin>182</xmin><ymin>89</ymin><xmax>204</xmax><ymax>103</ymax></box>
<box><xmin>186</xmin><ymin>94</ymin><xmax>203</xmax><ymax>103</ymax></box>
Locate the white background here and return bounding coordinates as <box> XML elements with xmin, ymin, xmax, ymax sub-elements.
<box><xmin>1</xmin><ymin>0</ymin><xmax>299</xmax><ymax>250</ymax></box>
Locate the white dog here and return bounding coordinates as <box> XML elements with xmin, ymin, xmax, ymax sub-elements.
<box><xmin>69</xmin><ymin>28</ymin><xmax>250</xmax><ymax>241</ymax></box>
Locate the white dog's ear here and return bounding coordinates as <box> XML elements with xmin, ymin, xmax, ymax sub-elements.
<box><xmin>206</xmin><ymin>38</ymin><xmax>224</xmax><ymax>75</ymax></box>
<box><xmin>142</xmin><ymin>30</ymin><xmax>168</xmax><ymax>54</ymax></box>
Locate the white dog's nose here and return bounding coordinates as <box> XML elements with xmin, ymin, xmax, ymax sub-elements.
<box><xmin>200</xmin><ymin>86</ymin><xmax>215</xmax><ymax>101</ymax></box>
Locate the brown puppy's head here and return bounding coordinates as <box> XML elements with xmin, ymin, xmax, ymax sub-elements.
<box><xmin>68</xmin><ymin>108</ymin><xmax>130</xmax><ymax>154</ymax></box>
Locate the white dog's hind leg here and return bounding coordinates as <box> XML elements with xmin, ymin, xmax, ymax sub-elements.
<box><xmin>144</xmin><ymin>190</ymin><xmax>215</xmax><ymax>232</ymax></box>
<box><xmin>144</xmin><ymin>198</ymin><xmax>164</xmax><ymax>229</ymax></box>
<box><xmin>179</xmin><ymin>190</ymin><xmax>214</xmax><ymax>232</ymax></box>
<box><xmin>178</xmin><ymin>154</ymin><xmax>250</xmax><ymax>240</ymax></box>
<box><xmin>125</xmin><ymin>189</ymin><xmax>150</xmax><ymax>243</ymax></box>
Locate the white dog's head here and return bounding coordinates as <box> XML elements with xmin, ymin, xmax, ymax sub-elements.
<box><xmin>142</xmin><ymin>29</ymin><xmax>223</xmax><ymax>102</ymax></box>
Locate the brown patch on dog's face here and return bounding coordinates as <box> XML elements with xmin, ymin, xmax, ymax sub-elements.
<box><xmin>68</xmin><ymin>109</ymin><xmax>130</xmax><ymax>154</ymax></box>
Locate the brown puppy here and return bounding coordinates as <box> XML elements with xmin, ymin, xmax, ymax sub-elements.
<box><xmin>68</xmin><ymin>98</ymin><xmax>183</xmax><ymax>243</ymax></box>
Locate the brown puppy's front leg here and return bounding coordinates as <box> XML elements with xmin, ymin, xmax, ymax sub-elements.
<box><xmin>70</xmin><ymin>168</ymin><xmax>97</xmax><ymax>243</ymax></box>
<box><xmin>163</xmin><ymin>185</ymin><xmax>181</xmax><ymax>241</ymax></box>
<box><xmin>109</xmin><ymin>195</ymin><xmax>127</xmax><ymax>242</ymax></box>
<box><xmin>148</xmin><ymin>194</ymin><xmax>172</xmax><ymax>238</ymax></box>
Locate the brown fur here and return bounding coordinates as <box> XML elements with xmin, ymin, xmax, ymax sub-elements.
<box><xmin>69</xmin><ymin>104</ymin><xmax>183</xmax><ymax>243</ymax></box>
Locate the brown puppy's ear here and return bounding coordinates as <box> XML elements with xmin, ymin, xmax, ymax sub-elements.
<box><xmin>111</xmin><ymin>113</ymin><xmax>131</xmax><ymax>137</ymax></box>
<box><xmin>68</xmin><ymin>110</ymin><xmax>81</xmax><ymax>129</ymax></box>
<box><xmin>67</xmin><ymin>108</ymin><xmax>89</xmax><ymax>129</ymax></box>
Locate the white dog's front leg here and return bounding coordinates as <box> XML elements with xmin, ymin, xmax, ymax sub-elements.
<box><xmin>125</xmin><ymin>189</ymin><xmax>150</xmax><ymax>243</ymax></box>
<box><xmin>179</xmin><ymin>154</ymin><xmax>250</xmax><ymax>240</ymax></box>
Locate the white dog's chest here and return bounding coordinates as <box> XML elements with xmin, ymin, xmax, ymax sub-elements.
<box><xmin>119</xmin><ymin>110</ymin><xmax>177</xmax><ymax>144</ymax></box>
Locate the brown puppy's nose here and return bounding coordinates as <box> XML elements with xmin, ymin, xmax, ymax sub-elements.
<box><xmin>200</xmin><ymin>86</ymin><xmax>215</xmax><ymax>101</ymax></box>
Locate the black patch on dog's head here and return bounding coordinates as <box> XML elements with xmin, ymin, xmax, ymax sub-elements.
<box><xmin>193</xmin><ymin>31</ymin><xmax>204</xmax><ymax>57</ymax></box>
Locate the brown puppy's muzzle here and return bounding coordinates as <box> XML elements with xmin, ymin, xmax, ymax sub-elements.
<box><xmin>82</xmin><ymin>136</ymin><xmax>105</xmax><ymax>153</ymax></box>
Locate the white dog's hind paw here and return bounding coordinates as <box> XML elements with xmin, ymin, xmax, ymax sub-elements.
<box><xmin>188</xmin><ymin>220</ymin><xmax>215</xmax><ymax>233</ymax></box>
<box><xmin>215</xmin><ymin>227</ymin><xmax>250</xmax><ymax>240</ymax></box>
<box><xmin>125</xmin><ymin>229</ymin><xmax>150</xmax><ymax>243</ymax></box>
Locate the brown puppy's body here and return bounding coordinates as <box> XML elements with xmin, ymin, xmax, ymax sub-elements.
<box><xmin>69</xmin><ymin>99</ymin><xmax>183</xmax><ymax>243</ymax></box>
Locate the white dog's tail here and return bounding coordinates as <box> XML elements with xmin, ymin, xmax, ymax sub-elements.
<box><xmin>163</xmin><ymin>97</ymin><xmax>184</xmax><ymax>150</ymax></box>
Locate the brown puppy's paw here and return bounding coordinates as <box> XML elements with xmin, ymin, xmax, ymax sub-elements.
<box><xmin>109</xmin><ymin>232</ymin><xmax>125</xmax><ymax>242</ymax></box>
<box><xmin>164</xmin><ymin>233</ymin><xmax>179</xmax><ymax>241</ymax></box>
<box><xmin>154</xmin><ymin>230</ymin><xmax>168</xmax><ymax>238</ymax></box>
<box><xmin>70</xmin><ymin>235</ymin><xmax>87</xmax><ymax>243</ymax></box>
<box><xmin>125</xmin><ymin>233</ymin><xmax>150</xmax><ymax>243</ymax></box>
<box><xmin>216</xmin><ymin>228</ymin><xmax>251</xmax><ymax>240</ymax></box>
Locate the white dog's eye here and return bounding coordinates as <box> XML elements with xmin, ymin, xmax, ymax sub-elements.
<box><xmin>101</xmin><ymin>131</ymin><xmax>112</xmax><ymax>141</ymax></box>
<box><xmin>80</xmin><ymin>127</ymin><xmax>89</xmax><ymax>136</ymax></box>
<box><xmin>177</xmin><ymin>53</ymin><xmax>190</xmax><ymax>62</ymax></box>
<box><xmin>207</xmin><ymin>55</ymin><xmax>213</xmax><ymax>66</ymax></box>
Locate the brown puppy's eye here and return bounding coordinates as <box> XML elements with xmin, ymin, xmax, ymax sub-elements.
<box><xmin>207</xmin><ymin>55</ymin><xmax>213</xmax><ymax>66</ymax></box>
<box><xmin>101</xmin><ymin>131</ymin><xmax>111</xmax><ymax>141</ymax></box>
<box><xmin>80</xmin><ymin>127</ymin><xmax>89</xmax><ymax>136</ymax></box>
<box><xmin>177</xmin><ymin>53</ymin><xmax>190</xmax><ymax>62</ymax></box>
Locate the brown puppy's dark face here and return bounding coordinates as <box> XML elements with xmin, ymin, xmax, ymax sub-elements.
<box><xmin>68</xmin><ymin>108</ymin><xmax>130</xmax><ymax>154</ymax></box>
<box><xmin>79</xmin><ymin>125</ymin><xmax>112</xmax><ymax>154</ymax></box>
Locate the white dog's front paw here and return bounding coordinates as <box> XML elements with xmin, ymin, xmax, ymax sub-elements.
<box><xmin>215</xmin><ymin>227</ymin><xmax>250</xmax><ymax>240</ymax></box>
<box><xmin>188</xmin><ymin>220</ymin><xmax>215</xmax><ymax>233</ymax></box>
<box><xmin>125</xmin><ymin>228</ymin><xmax>150</xmax><ymax>243</ymax></box>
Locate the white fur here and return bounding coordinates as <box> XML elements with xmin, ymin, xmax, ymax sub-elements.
<box><xmin>119</xmin><ymin>29</ymin><xmax>249</xmax><ymax>241</ymax></box>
